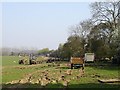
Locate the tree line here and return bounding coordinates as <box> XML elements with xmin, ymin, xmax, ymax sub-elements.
<box><xmin>50</xmin><ymin>1</ymin><xmax>120</xmax><ymax>63</ymax></box>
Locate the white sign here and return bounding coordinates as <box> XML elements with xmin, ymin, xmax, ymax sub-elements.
<box><xmin>85</xmin><ymin>53</ymin><xmax>94</xmax><ymax>62</ymax></box>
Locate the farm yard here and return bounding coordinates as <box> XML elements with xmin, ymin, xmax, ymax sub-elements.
<box><xmin>1</xmin><ymin>56</ymin><xmax>120</xmax><ymax>89</ymax></box>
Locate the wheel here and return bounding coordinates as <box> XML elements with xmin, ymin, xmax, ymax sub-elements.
<box><xmin>82</xmin><ymin>66</ymin><xmax>84</xmax><ymax>70</ymax></box>
<box><xmin>19</xmin><ymin>60</ymin><xmax>21</xmax><ymax>64</ymax></box>
<box><xmin>19</xmin><ymin>60</ymin><xmax>23</xmax><ymax>64</ymax></box>
<box><xmin>71</xmin><ymin>64</ymin><xmax>73</xmax><ymax>69</ymax></box>
<box><xmin>29</xmin><ymin>60</ymin><xmax>32</xmax><ymax>65</ymax></box>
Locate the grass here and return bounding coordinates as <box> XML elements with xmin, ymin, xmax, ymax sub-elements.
<box><xmin>2</xmin><ymin>56</ymin><xmax>47</xmax><ymax>83</ymax></box>
<box><xmin>2</xmin><ymin>56</ymin><xmax>19</xmax><ymax>66</ymax></box>
<box><xmin>1</xmin><ymin>56</ymin><xmax>120</xmax><ymax>89</ymax></box>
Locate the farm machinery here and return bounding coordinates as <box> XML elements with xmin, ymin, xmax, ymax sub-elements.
<box><xmin>70</xmin><ymin>53</ymin><xmax>95</xmax><ymax>69</ymax></box>
<box><xmin>70</xmin><ymin>57</ymin><xmax>84</xmax><ymax>69</ymax></box>
<box><xmin>19</xmin><ymin>54</ymin><xmax>37</xmax><ymax>65</ymax></box>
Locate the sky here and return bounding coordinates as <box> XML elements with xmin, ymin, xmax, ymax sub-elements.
<box><xmin>0</xmin><ymin>2</ymin><xmax>1</xmax><ymax>76</ymax></box>
<box><xmin>2</xmin><ymin>2</ymin><xmax>92</xmax><ymax>50</ymax></box>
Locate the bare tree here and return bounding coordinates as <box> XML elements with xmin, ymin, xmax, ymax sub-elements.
<box><xmin>69</xmin><ymin>19</ymin><xmax>94</xmax><ymax>42</ymax></box>
<box><xmin>90</xmin><ymin>1</ymin><xmax>120</xmax><ymax>42</ymax></box>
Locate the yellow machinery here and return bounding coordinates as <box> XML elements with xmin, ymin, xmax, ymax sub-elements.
<box><xmin>70</xmin><ymin>57</ymin><xmax>84</xmax><ymax>69</ymax></box>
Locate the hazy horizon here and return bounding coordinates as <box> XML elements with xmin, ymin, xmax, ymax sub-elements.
<box><xmin>2</xmin><ymin>2</ymin><xmax>91</xmax><ymax>50</ymax></box>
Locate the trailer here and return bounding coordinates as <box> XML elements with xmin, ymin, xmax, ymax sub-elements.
<box><xmin>70</xmin><ymin>57</ymin><xmax>84</xmax><ymax>69</ymax></box>
<box><xmin>85</xmin><ymin>53</ymin><xmax>95</xmax><ymax>62</ymax></box>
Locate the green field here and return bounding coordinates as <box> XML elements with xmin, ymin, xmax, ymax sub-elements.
<box><xmin>1</xmin><ymin>56</ymin><xmax>120</xmax><ymax>89</ymax></box>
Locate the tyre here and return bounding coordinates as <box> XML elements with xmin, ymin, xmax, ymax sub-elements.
<box><xmin>19</xmin><ymin>60</ymin><xmax>21</xmax><ymax>64</ymax></box>
<box><xmin>71</xmin><ymin>64</ymin><xmax>73</xmax><ymax>69</ymax></box>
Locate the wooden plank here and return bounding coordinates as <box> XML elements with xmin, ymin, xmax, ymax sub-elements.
<box><xmin>98</xmin><ymin>79</ymin><xmax>120</xmax><ymax>83</ymax></box>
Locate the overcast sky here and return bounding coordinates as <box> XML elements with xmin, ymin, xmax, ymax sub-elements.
<box><xmin>2</xmin><ymin>2</ymin><xmax>92</xmax><ymax>50</ymax></box>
